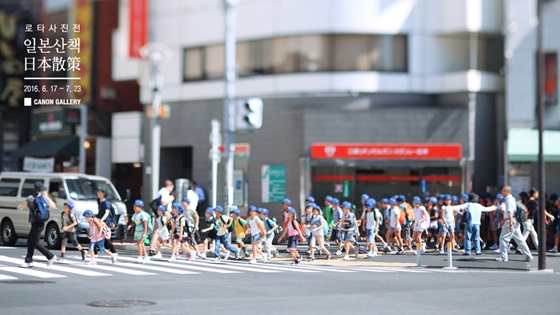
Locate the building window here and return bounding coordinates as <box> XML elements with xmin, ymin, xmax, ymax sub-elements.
<box><xmin>183</xmin><ymin>47</ymin><xmax>203</xmax><ymax>81</ymax></box>
<box><xmin>182</xmin><ymin>33</ymin><xmax>408</xmax><ymax>82</ymax></box>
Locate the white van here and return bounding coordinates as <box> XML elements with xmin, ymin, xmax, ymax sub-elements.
<box><xmin>0</xmin><ymin>172</ymin><xmax>128</xmax><ymax>249</ymax></box>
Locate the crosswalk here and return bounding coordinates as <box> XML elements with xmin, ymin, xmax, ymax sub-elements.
<box><xmin>0</xmin><ymin>254</ymin><xmax>456</xmax><ymax>281</ymax></box>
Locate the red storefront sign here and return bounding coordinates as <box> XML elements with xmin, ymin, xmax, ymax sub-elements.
<box><xmin>311</xmin><ymin>143</ymin><xmax>462</xmax><ymax>160</ymax></box>
<box><xmin>129</xmin><ymin>0</ymin><xmax>148</xmax><ymax>58</ymax></box>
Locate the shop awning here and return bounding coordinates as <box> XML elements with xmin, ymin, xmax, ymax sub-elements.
<box><xmin>507</xmin><ymin>128</ymin><xmax>560</xmax><ymax>162</ymax></box>
<box><xmin>13</xmin><ymin>137</ymin><xmax>79</xmax><ymax>157</ymax></box>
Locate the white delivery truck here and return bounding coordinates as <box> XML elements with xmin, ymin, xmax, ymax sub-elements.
<box><xmin>0</xmin><ymin>172</ymin><xmax>128</xmax><ymax>249</ymax></box>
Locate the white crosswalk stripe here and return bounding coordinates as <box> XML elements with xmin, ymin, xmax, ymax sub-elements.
<box><xmin>0</xmin><ymin>266</ymin><xmax>65</xmax><ymax>279</ymax></box>
<box><xmin>220</xmin><ymin>260</ymin><xmax>321</xmax><ymax>273</ymax></box>
<box><xmin>113</xmin><ymin>256</ymin><xmax>239</xmax><ymax>274</ymax></box>
<box><xmin>1</xmin><ymin>253</ymin><xmax>525</xmax><ymax>281</ymax></box>
<box><xmin>0</xmin><ymin>256</ymin><xmax>110</xmax><ymax>277</ymax></box>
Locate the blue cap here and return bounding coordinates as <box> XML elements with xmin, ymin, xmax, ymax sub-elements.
<box><xmin>157</xmin><ymin>205</ymin><xmax>166</xmax><ymax>212</ymax></box>
<box><xmin>231</xmin><ymin>208</ymin><xmax>240</xmax><ymax>215</ymax></box>
<box><xmin>412</xmin><ymin>196</ymin><xmax>422</xmax><ymax>204</ymax></box>
<box><xmin>312</xmin><ymin>204</ymin><xmax>322</xmax><ymax>211</ymax></box>
<box><xmin>342</xmin><ymin>201</ymin><xmax>352</xmax><ymax>209</ymax></box>
<box><xmin>182</xmin><ymin>197</ymin><xmax>190</xmax><ymax>204</ymax></box>
<box><xmin>172</xmin><ymin>203</ymin><xmax>184</xmax><ymax>214</ymax></box>
<box><xmin>83</xmin><ymin>209</ymin><xmax>94</xmax><ymax>217</ymax></box>
<box><xmin>325</xmin><ymin>195</ymin><xmax>333</xmax><ymax>202</ymax></box>
<box><xmin>496</xmin><ymin>194</ymin><xmax>504</xmax><ymax>202</ymax></box>
<box><xmin>214</xmin><ymin>205</ymin><xmax>223</xmax><ymax>213</ymax></box>
<box><xmin>429</xmin><ymin>197</ymin><xmax>438</xmax><ymax>204</ymax></box>
<box><xmin>381</xmin><ymin>198</ymin><xmax>389</xmax><ymax>204</ymax></box>
<box><xmin>399</xmin><ymin>195</ymin><xmax>406</xmax><ymax>202</ymax></box>
<box><xmin>248</xmin><ymin>205</ymin><xmax>257</xmax><ymax>212</ymax></box>
<box><xmin>396</xmin><ymin>196</ymin><xmax>405</xmax><ymax>203</ymax></box>
<box><xmin>64</xmin><ymin>201</ymin><xmax>74</xmax><ymax>209</ymax></box>
<box><xmin>332</xmin><ymin>198</ymin><xmax>340</xmax><ymax>206</ymax></box>
<box><xmin>389</xmin><ymin>198</ymin><xmax>397</xmax><ymax>205</ymax></box>
<box><xmin>260</xmin><ymin>208</ymin><xmax>269</xmax><ymax>215</ymax></box>
<box><xmin>205</xmin><ymin>207</ymin><xmax>214</xmax><ymax>214</ymax></box>
<box><xmin>134</xmin><ymin>199</ymin><xmax>144</xmax><ymax>207</ymax></box>
<box><xmin>424</xmin><ymin>197</ymin><xmax>431</xmax><ymax>203</ymax></box>
<box><xmin>451</xmin><ymin>196</ymin><xmax>459</xmax><ymax>204</ymax></box>
<box><xmin>288</xmin><ymin>207</ymin><xmax>296</xmax><ymax>215</ymax></box>
<box><xmin>283</xmin><ymin>198</ymin><xmax>292</xmax><ymax>206</ymax></box>
<box><xmin>365</xmin><ymin>198</ymin><xmax>376</xmax><ymax>208</ymax></box>
<box><xmin>306</xmin><ymin>196</ymin><xmax>315</xmax><ymax>203</ymax></box>
<box><xmin>98</xmin><ymin>186</ymin><xmax>107</xmax><ymax>193</ymax></box>
<box><xmin>438</xmin><ymin>195</ymin><xmax>446</xmax><ymax>201</ymax></box>
<box><xmin>444</xmin><ymin>195</ymin><xmax>452</xmax><ymax>201</ymax></box>
<box><xmin>361</xmin><ymin>194</ymin><xmax>369</xmax><ymax>201</ymax></box>
<box><xmin>460</xmin><ymin>194</ymin><xmax>469</xmax><ymax>202</ymax></box>
<box><xmin>251</xmin><ymin>207</ymin><xmax>260</xmax><ymax>213</ymax></box>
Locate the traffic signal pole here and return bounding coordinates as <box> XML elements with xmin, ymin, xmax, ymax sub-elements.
<box><xmin>223</xmin><ymin>0</ymin><xmax>239</xmax><ymax>211</ymax></box>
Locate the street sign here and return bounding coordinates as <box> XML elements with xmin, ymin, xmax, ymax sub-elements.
<box><xmin>261</xmin><ymin>165</ymin><xmax>286</xmax><ymax>203</ymax></box>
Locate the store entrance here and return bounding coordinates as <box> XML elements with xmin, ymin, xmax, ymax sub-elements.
<box><xmin>311</xmin><ymin>164</ymin><xmax>463</xmax><ymax>205</ymax></box>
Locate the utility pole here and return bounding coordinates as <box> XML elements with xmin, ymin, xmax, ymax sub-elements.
<box><xmin>536</xmin><ymin>0</ymin><xmax>546</xmax><ymax>270</ymax></box>
<box><xmin>223</xmin><ymin>0</ymin><xmax>239</xmax><ymax>210</ymax></box>
<box><xmin>140</xmin><ymin>43</ymin><xmax>171</xmax><ymax>200</ymax></box>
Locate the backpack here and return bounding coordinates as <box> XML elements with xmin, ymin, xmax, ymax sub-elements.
<box><xmin>61</xmin><ymin>211</ymin><xmax>75</xmax><ymax>226</ymax></box>
<box><xmin>149</xmin><ymin>196</ymin><xmax>161</xmax><ymax>213</ymax></box>
<box><xmin>33</xmin><ymin>195</ymin><xmax>50</xmax><ymax>222</ymax></box>
<box><xmin>398</xmin><ymin>208</ymin><xmax>406</xmax><ymax>225</ymax></box>
<box><xmin>291</xmin><ymin>219</ymin><xmax>306</xmax><ymax>238</ymax></box>
<box><xmin>515</xmin><ymin>202</ymin><xmax>527</xmax><ymax>223</ymax></box>
<box><xmin>265</xmin><ymin>218</ymin><xmax>276</xmax><ymax>234</ymax></box>
<box><xmin>321</xmin><ymin>216</ymin><xmax>329</xmax><ymax>235</ymax></box>
<box><xmin>146</xmin><ymin>213</ymin><xmax>153</xmax><ymax>234</ymax></box>
<box><xmin>220</xmin><ymin>216</ymin><xmax>233</xmax><ymax>233</ymax></box>
<box><xmin>103</xmin><ymin>200</ymin><xmax>117</xmax><ymax>228</ymax></box>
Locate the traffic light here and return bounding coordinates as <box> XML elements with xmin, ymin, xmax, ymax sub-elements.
<box><xmin>236</xmin><ymin>98</ymin><xmax>263</xmax><ymax>131</ymax></box>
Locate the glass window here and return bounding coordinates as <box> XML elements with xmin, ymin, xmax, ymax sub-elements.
<box><xmin>184</xmin><ymin>34</ymin><xmax>408</xmax><ymax>81</ymax></box>
<box><xmin>21</xmin><ymin>179</ymin><xmax>43</xmax><ymax>197</ymax></box>
<box><xmin>66</xmin><ymin>178</ymin><xmax>121</xmax><ymax>201</ymax></box>
<box><xmin>205</xmin><ymin>45</ymin><xmax>224</xmax><ymax>80</ymax></box>
<box><xmin>184</xmin><ymin>48</ymin><xmax>203</xmax><ymax>81</ymax></box>
<box><xmin>0</xmin><ymin>178</ymin><xmax>20</xmax><ymax>197</ymax></box>
<box><xmin>333</xmin><ymin>35</ymin><xmax>372</xmax><ymax>71</ymax></box>
<box><xmin>479</xmin><ymin>36</ymin><xmax>503</xmax><ymax>73</ymax></box>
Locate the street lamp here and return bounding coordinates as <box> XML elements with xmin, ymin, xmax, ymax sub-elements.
<box><xmin>140</xmin><ymin>43</ymin><xmax>172</xmax><ymax>200</ymax></box>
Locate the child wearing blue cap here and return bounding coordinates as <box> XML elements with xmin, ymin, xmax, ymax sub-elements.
<box><xmin>258</xmin><ymin>208</ymin><xmax>279</xmax><ymax>260</ymax></box>
<box><xmin>278</xmin><ymin>207</ymin><xmax>305</xmax><ymax>265</ymax></box>
<box><xmin>152</xmin><ymin>205</ymin><xmax>172</xmax><ymax>259</ymax></box>
<box><xmin>127</xmin><ymin>200</ymin><xmax>152</xmax><ymax>263</ymax></box>
<box><xmin>199</xmin><ymin>207</ymin><xmax>218</xmax><ymax>259</ymax></box>
<box><xmin>244</xmin><ymin>207</ymin><xmax>267</xmax><ymax>264</ymax></box>
<box><xmin>59</xmin><ymin>201</ymin><xmax>86</xmax><ymax>262</ymax></box>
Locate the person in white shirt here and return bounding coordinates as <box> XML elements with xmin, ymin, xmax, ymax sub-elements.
<box><xmin>496</xmin><ymin>186</ymin><xmax>533</xmax><ymax>262</ymax></box>
<box><xmin>446</xmin><ymin>193</ymin><xmax>496</xmax><ymax>256</ymax></box>
<box><xmin>412</xmin><ymin>196</ymin><xmax>430</xmax><ymax>254</ymax></box>
<box><xmin>157</xmin><ymin>179</ymin><xmax>175</xmax><ymax>211</ymax></box>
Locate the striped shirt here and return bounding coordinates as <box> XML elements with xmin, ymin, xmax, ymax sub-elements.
<box><xmin>88</xmin><ymin>219</ymin><xmax>104</xmax><ymax>242</ymax></box>
<box><xmin>332</xmin><ymin>207</ymin><xmax>343</xmax><ymax>229</ymax></box>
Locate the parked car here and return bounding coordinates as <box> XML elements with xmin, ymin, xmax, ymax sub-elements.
<box><xmin>0</xmin><ymin>172</ymin><xmax>128</xmax><ymax>249</ymax></box>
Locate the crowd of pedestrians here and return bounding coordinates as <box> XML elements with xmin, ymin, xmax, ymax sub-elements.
<box><xmin>19</xmin><ymin>178</ymin><xmax>560</xmax><ymax>267</ymax></box>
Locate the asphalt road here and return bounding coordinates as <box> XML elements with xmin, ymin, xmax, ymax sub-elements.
<box><xmin>1</xmin><ymin>240</ymin><xmax>559</xmax><ymax>315</ymax></box>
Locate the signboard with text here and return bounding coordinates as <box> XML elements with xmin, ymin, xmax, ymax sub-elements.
<box><xmin>261</xmin><ymin>165</ymin><xmax>286</xmax><ymax>203</ymax></box>
<box><xmin>311</xmin><ymin>143</ymin><xmax>462</xmax><ymax>160</ymax></box>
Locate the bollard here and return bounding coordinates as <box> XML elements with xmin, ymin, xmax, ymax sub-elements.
<box><xmin>444</xmin><ymin>241</ymin><xmax>457</xmax><ymax>270</ymax></box>
<box><xmin>416</xmin><ymin>243</ymin><xmax>422</xmax><ymax>267</ymax></box>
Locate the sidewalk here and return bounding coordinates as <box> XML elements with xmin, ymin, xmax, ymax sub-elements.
<box><xmin>112</xmin><ymin>241</ymin><xmax>553</xmax><ymax>271</ymax></box>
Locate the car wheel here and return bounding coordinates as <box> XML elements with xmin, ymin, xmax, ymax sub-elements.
<box><xmin>45</xmin><ymin>223</ymin><xmax>61</xmax><ymax>249</ymax></box>
<box><xmin>1</xmin><ymin>220</ymin><xmax>18</xmax><ymax>246</ymax></box>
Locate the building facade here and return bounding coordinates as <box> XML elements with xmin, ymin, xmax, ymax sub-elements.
<box><xmin>112</xmin><ymin>0</ymin><xmax>510</xmax><ymax>215</ymax></box>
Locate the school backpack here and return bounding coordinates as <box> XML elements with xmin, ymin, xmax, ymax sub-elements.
<box><xmin>321</xmin><ymin>216</ymin><xmax>329</xmax><ymax>235</ymax></box>
<box><xmin>220</xmin><ymin>216</ymin><xmax>233</xmax><ymax>233</ymax></box>
<box><xmin>102</xmin><ymin>200</ymin><xmax>118</xmax><ymax>228</ymax></box>
<box><xmin>398</xmin><ymin>208</ymin><xmax>406</xmax><ymax>225</ymax></box>
<box><xmin>33</xmin><ymin>195</ymin><xmax>50</xmax><ymax>222</ymax></box>
<box><xmin>61</xmin><ymin>211</ymin><xmax>75</xmax><ymax>225</ymax></box>
<box><xmin>264</xmin><ymin>217</ymin><xmax>276</xmax><ymax>234</ymax></box>
<box><xmin>515</xmin><ymin>202</ymin><xmax>527</xmax><ymax>223</ymax></box>
<box><xmin>291</xmin><ymin>218</ymin><xmax>306</xmax><ymax>238</ymax></box>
